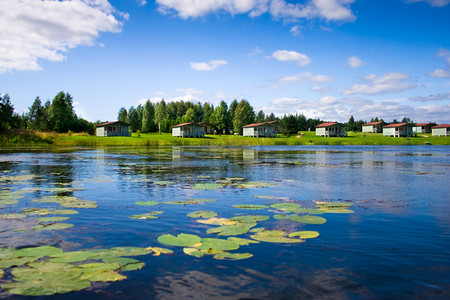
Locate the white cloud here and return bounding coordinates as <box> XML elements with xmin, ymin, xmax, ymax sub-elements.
<box><xmin>290</xmin><ymin>25</ymin><xmax>301</xmax><ymax>36</ymax></box>
<box><xmin>271</xmin><ymin>50</ymin><xmax>311</xmax><ymax>66</ymax></box>
<box><xmin>409</xmin><ymin>92</ymin><xmax>450</xmax><ymax>102</ymax></box>
<box><xmin>348</xmin><ymin>56</ymin><xmax>363</xmax><ymax>68</ymax></box>
<box><xmin>176</xmin><ymin>88</ymin><xmax>204</xmax><ymax>95</ymax></box>
<box><xmin>0</xmin><ymin>0</ymin><xmax>125</xmax><ymax>74</ymax></box>
<box><xmin>428</xmin><ymin>68</ymin><xmax>450</xmax><ymax>78</ymax></box>
<box><xmin>343</xmin><ymin>72</ymin><xmax>417</xmax><ymax>95</ymax></box>
<box><xmin>405</xmin><ymin>0</ymin><xmax>450</xmax><ymax>7</ymax></box>
<box><xmin>274</xmin><ymin>72</ymin><xmax>334</xmax><ymax>88</ymax></box>
<box><xmin>156</xmin><ymin>0</ymin><xmax>356</xmax><ymax>22</ymax></box>
<box><xmin>190</xmin><ymin>60</ymin><xmax>228</xmax><ymax>71</ymax></box>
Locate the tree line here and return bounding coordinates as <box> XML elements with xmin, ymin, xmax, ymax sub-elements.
<box><xmin>1</xmin><ymin>92</ymin><xmax>419</xmax><ymax>136</ymax></box>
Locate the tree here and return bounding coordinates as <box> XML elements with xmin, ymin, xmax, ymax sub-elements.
<box><xmin>255</xmin><ymin>110</ymin><xmax>265</xmax><ymax>123</ymax></box>
<box><xmin>233</xmin><ymin>99</ymin><xmax>255</xmax><ymax>135</ymax></box>
<box><xmin>281</xmin><ymin>115</ymin><xmax>298</xmax><ymax>136</ymax></box>
<box><xmin>401</xmin><ymin>117</ymin><xmax>413</xmax><ymax>124</ymax></box>
<box><xmin>49</xmin><ymin>91</ymin><xmax>76</xmax><ymax>133</ymax></box>
<box><xmin>202</xmin><ymin>102</ymin><xmax>214</xmax><ymax>124</ymax></box>
<box><xmin>154</xmin><ymin>99</ymin><xmax>167</xmax><ymax>133</ymax></box>
<box><xmin>347</xmin><ymin>115</ymin><xmax>356</xmax><ymax>132</ymax></box>
<box><xmin>28</xmin><ymin>97</ymin><xmax>46</xmax><ymax>130</ymax></box>
<box><xmin>141</xmin><ymin>100</ymin><xmax>155</xmax><ymax>133</ymax></box>
<box><xmin>181</xmin><ymin>107</ymin><xmax>196</xmax><ymax>123</ymax></box>
<box><xmin>127</xmin><ymin>106</ymin><xmax>142</xmax><ymax>132</ymax></box>
<box><xmin>118</xmin><ymin>107</ymin><xmax>128</xmax><ymax>123</ymax></box>
<box><xmin>229</xmin><ymin>100</ymin><xmax>238</xmax><ymax>124</ymax></box>
<box><xmin>0</xmin><ymin>93</ymin><xmax>14</xmax><ymax>132</ymax></box>
<box><xmin>210</xmin><ymin>101</ymin><xmax>229</xmax><ymax>134</ymax></box>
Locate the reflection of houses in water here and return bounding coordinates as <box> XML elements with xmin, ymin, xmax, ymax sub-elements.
<box><xmin>243</xmin><ymin>149</ymin><xmax>255</xmax><ymax>160</ymax></box>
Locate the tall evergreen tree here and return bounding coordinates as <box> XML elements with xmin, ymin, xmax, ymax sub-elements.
<box><xmin>233</xmin><ymin>99</ymin><xmax>255</xmax><ymax>135</ymax></box>
<box><xmin>118</xmin><ymin>107</ymin><xmax>128</xmax><ymax>123</ymax></box>
<box><xmin>0</xmin><ymin>93</ymin><xmax>14</xmax><ymax>132</ymax></box>
<box><xmin>255</xmin><ymin>110</ymin><xmax>265</xmax><ymax>123</ymax></box>
<box><xmin>141</xmin><ymin>100</ymin><xmax>155</xmax><ymax>133</ymax></box>
<box><xmin>28</xmin><ymin>97</ymin><xmax>45</xmax><ymax>130</ymax></box>
<box><xmin>127</xmin><ymin>106</ymin><xmax>142</xmax><ymax>132</ymax></box>
<box><xmin>210</xmin><ymin>101</ymin><xmax>229</xmax><ymax>134</ymax></box>
<box><xmin>154</xmin><ymin>99</ymin><xmax>167</xmax><ymax>133</ymax></box>
<box><xmin>49</xmin><ymin>91</ymin><xmax>76</xmax><ymax>133</ymax></box>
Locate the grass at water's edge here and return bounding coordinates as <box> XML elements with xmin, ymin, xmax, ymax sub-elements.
<box><xmin>1</xmin><ymin>130</ymin><xmax>449</xmax><ymax>148</ymax></box>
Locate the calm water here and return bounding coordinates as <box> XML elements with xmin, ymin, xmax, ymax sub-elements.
<box><xmin>0</xmin><ymin>145</ymin><xmax>449</xmax><ymax>299</ymax></box>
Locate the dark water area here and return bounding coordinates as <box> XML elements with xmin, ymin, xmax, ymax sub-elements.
<box><xmin>0</xmin><ymin>145</ymin><xmax>449</xmax><ymax>299</ymax></box>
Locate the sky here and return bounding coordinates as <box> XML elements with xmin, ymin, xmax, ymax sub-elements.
<box><xmin>1</xmin><ymin>0</ymin><xmax>449</xmax><ymax>124</ymax></box>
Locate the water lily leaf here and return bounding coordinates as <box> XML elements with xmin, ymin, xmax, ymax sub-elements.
<box><xmin>187</xmin><ymin>211</ymin><xmax>217</xmax><ymax>219</ymax></box>
<box><xmin>233</xmin><ymin>204</ymin><xmax>269</xmax><ymax>210</ymax></box>
<box><xmin>0</xmin><ymin>199</ymin><xmax>19</xmax><ymax>206</ymax></box>
<box><xmin>102</xmin><ymin>257</ymin><xmax>145</xmax><ymax>271</ymax></box>
<box><xmin>288</xmin><ymin>231</ymin><xmax>320</xmax><ymax>239</ymax></box>
<box><xmin>50</xmin><ymin>209</ymin><xmax>79</xmax><ymax>215</ymax></box>
<box><xmin>183</xmin><ymin>247</ymin><xmax>204</xmax><ymax>258</ymax></box>
<box><xmin>129</xmin><ymin>211</ymin><xmax>163</xmax><ymax>219</ymax></box>
<box><xmin>33</xmin><ymin>222</ymin><xmax>74</xmax><ymax>231</ymax></box>
<box><xmin>158</xmin><ymin>233</ymin><xmax>202</xmax><ymax>247</ymax></box>
<box><xmin>49</xmin><ymin>251</ymin><xmax>99</xmax><ymax>263</ymax></box>
<box><xmin>95</xmin><ymin>247</ymin><xmax>152</xmax><ymax>257</ymax></box>
<box><xmin>60</xmin><ymin>199</ymin><xmax>98</xmax><ymax>209</ymax></box>
<box><xmin>0</xmin><ymin>213</ymin><xmax>26</xmax><ymax>219</ymax></box>
<box><xmin>10</xmin><ymin>261</ymin><xmax>82</xmax><ymax>281</ymax></box>
<box><xmin>0</xmin><ymin>256</ymin><xmax>39</xmax><ymax>268</ymax></box>
<box><xmin>273</xmin><ymin>214</ymin><xmax>290</xmax><ymax>220</ymax></box>
<box><xmin>197</xmin><ymin>238</ymin><xmax>240</xmax><ymax>251</ymax></box>
<box><xmin>231</xmin><ymin>215</ymin><xmax>269</xmax><ymax>223</ymax></box>
<box><xmin>296</xmin><ymin>208</ymin><xmax>326</xmax><ymax>214</ymax></box>
<box><xmin>315</xmin><ymin>201</ymin><xmax>352</xmax><ymax>208</ymax></box>
<box><xmin>32</xmin><ymin>196</ymin><xmax>78</xmax><ymax>203</ymax></box>
<box><xmin>38</xmin><ymin>217</ymin><xmax>70</xmax><ymax>223</ymax></box>
<box><xmin>0</xmin><ymin>269</ymin><xmax>3</xmax><ymax>278</ymax></box>
<box><xmin>134</xmin><ymin>201</ymin><xmax>158</xmax><ymax>206</ymax></box>
<box><xmin>44</xmin><ymin>187</ymin><xmax>85</xmax><ymax>193</ymax></box>
<box><xmin>197</xmin><ymin>217</ymin><xmax>236</xmax><ymax>226</ymax></box>
<box><xmin>81</xmin><ymin>270</ymin><xmax>126</xmax><ymax>282</ymax></box>
<box><xmin>288</xmin><ymin>215</ymin><xmax>327</xmax><ymax>225</ymax></box>
<box><xmin>23</xmin><ymin>208</ymin><xmax>51</xmax><ymax>215</ymax></box>
<box><xmin>227</xmin><ymin>237</ymin><xmax>260</xmax><ymax>245</ymax></box>
<box><xmin>212</xmin><ymin>251</ymin><xmax>253</xmax><ymax>260</ymax></box>
<box><xmin>206</xmin><ymin>224</ymin><xmax>254</xmax><ymax>236</ymax></box>
<box><xmin>162</xmin><ymin>198</ymin><xmax>216</xmax><ymax>205</ymax></box>
<box><xmin>270</xmin><ymin>203</ymin><xmax>301</xmax><ymax>213</ymax></box>
<box><xmin>154</xmin><ymin>181</ymin><xmax>175</xmax><ymax>186</ymax></box>
<box><xmin>237</xmin><ymin>181</ymin><xmax>275</xmax><ymax>188</ymax></box>
<box><xmin>14</xmin><ymin>246</ymin><xmax>63</xmax><ymax>258</ymax></box>
<box><xmin>198</xmin><ymin>175</ymin><xmax>211</xmax><ymax>179</ymax></box>
<box><xmin>225</xmin><ymin>177</ymin><xmax>245</xmax><ymax>181</ymax></box>
<box><xmin>250</xmin><ymin>230</ymin><xmax>304</xmax><ymax>243</ymax></box>
<box><xmin>77</xmin><ymin>262</ymin><xmax>120</xmax><ymax>272</ymax></box>
<box><xmin>0</xmin><ymin>174</ymin><xmax>36</xmax><ymax>182</ymax></box>
<box><xmin>192</xmin><ymin>183</ymin><xmax>223</xmax><ymax>190</ymax></box>
<box><xmin>145</xmin><ymin>247</ymin><xmax>174</xmax><ymax>256</ymax></box>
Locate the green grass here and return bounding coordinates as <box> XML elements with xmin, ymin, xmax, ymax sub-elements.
<box><xmin>1</xmin><ymin>131</ymin><xmax>449</xmax><ymax>147</ymax></box>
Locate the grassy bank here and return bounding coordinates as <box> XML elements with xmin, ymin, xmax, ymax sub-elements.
<box><xmin>0</xmin><ymin>130</ymin><xmax>449</xmax><ymax>147</ymax></box>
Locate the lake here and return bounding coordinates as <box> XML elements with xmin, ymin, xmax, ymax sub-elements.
<box><xmin>0</xmin><ymin>145</ymin><xmax>449</xmax><ymax>299</ymax></box>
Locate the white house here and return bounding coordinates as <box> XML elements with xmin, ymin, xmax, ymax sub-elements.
<box><xmin>383</xmin><ymin>123</ymin><xmax>413</xmax><ymax>137</ymax></box>
<box><xmin>362</xmin><ymin>121</ymin><xmax>384</xmax><ymax>133</ymax></box>
<box><xmin>172</xmin><ymin>122</ymin><xmax>205</xmax><ymax>138</ymax></box>
<box><xmin>431</xmin><ymin>124</ymin><xmax>450</xmax><ymax>136</ymax></box>
<box><xmin>242</xmin><ymin>122</ymin><xmax>277</xmax><ymax>137</ymax></box>
<box><xmin>412</xmin><ymin>123</ymin><xmax>434</xmax><ymax>134</ymax></box>
<box><xmin>96</xmin><ymin>121</ymin><xmax>131</xmax><ymax>137</ymax></box>
<box><xmin>315</xmin><ymin>122</ymin><xmax>347</xmax><ymax>137</ymax></box>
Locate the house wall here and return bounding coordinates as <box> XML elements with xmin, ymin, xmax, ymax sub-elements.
<box><xmin>243</xmin><ymin>127</ymin><xmax>255</xmax><ymax>137</ymax></box>
<box><xmin>96</xmin><ymin>127</ymin><xmax>105</xmax><ymax>137</ymax></box>
<box><xmin>172</xmin><ymin>127</ymin><xmax>181</xmax><ymax>137</ymax></box>
<box><xmin>173</xmin><ymin>125</ymin><xmax>205</xmax><ymax>138</ymax></box>
<box><xmin>383</xmin><ymin>126</ymin><xmax>412</xmax><ymax>137</ymax></box>
<box><xmin>432</xmin><ymin>128</ymin><xmax>449</xmax><ymax>136</ymax></box>
<box><xmin>316</xmin><ymin>127</ymin><xmax>326</xmax><ymax>136</ymax></box>
<box><xmin>362</xmin><ymin>125</ymin><xmax>373</xmax><ymax>133</ymax></box>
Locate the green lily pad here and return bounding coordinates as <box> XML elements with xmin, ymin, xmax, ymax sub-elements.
<box><xmin>129</xmin><ymin>211</ymin><xmax>163</xmax><ymax>219</ymax></box>
<box><xmin>163</xmin><ymin>198</ymin><xmax>216</xmax><ymax>205</ymax></box>
<box><xmin>237</xmin><ymin>181</ymin><xmax>275</xmax><ymax>188</ymax></box>
<box><xmin>296</xmin><ymin>208</ymin><xmax>326</xmax><ymax>214</ymax></box>
<box><xmin>0</xmin><ymin>256</ymin><xmax>39</xmax><ymax>268</ymax></box>
<box><xmin>145</xmin><ymin>247</ymin><xmax>174</xmax><ymax>256</ymax></box>
<box><xmin>0</xmin><ymin>199</ymin><xmax>19</xmax><ymax>206</ymax></box>
<box><xmin>50</xmin><ymin>209</ymin><xmax>79</xmax><ymax>215</ymax></box>
<box><xmin>250</xmin><ymin>230</ymin><xmax>304</xmax><ymax>243</ymax></box>
<box><xmin>23</xmin><ymin>208</ymin><xmax>52</xmax><ymax>215</ymax></box>
<box><xmin>288</xmin><ymin>215</ymin><xmax>327</xmax><ymax>225</ymax></box>
<box><xmin>81</xmin><ymin>270</ymin><xmax>126</xmax><ymax>282</ymax></box>
<box><xmin>315</xmin><ymin>201</ymin><xmax>352</xmax><ymax>208</ymax></box>
<box><xmin>49</xmin><ymin>250</ymin><xmax>99</xmax><ymax>263</ymax></box>
<box><xmin>32</xmin><ymin>223</ymin><xmax>74</xmax><ymax>231</ymax></box>
<box><xmin>154</xmin><ymin>181</ymin><xmax>175</xmax><ymax>186</ymax></box>
<box><xmin>32</xmin><ymin>196</ymin><xmax>77</xmax><ymax>203</ymax></box>
<box><xmin>38</xmin><ymin>217</ymin><xmax>70</xmax><ymax>223</ymax></box>
<box><xmin>320</xmin><ymin>208</ymin><xmax>354</xmax><ymax>213</ymax></box>
<box><xmin>288</xmin><ymin>231</ymin><xmax>320</xmax><ymax>239</ymax></box>
<box><xmin>254</xmin><ymin>195</ymin><xmax>290</xmax><ymax>200</ymax></box>
<box><xmin>227</xmin><ymin>237</ymin><xmax>260</xmax><ymax>245</ymax></box>
<box><xmin>14</xmin><ymin>246</ymin><xmax>63</xmax><ymax>258</ymax></box>
<box><xmin>60</xmin><ymin>199</ymin><xmax>98</xmax><ymax>209</ymax></box>
<box><xmin>231</xmin><ymin>215</ymin><xmax>269</xmax><ymax>223</ymax></box>
<box><xmin>157</xmin><ymin>233</ymin><xmax>202</xmax><ymax>247</ymax></box>
<box><xmin>206</xmin><ymin>224</ymin><xmax>254</xmax><ymax>236</ymax></box>
<box><xmin>273</xmin><ymin>214</ymin><xmax>290</xmax><ymax>220</ymax></box>
<box><xmin>102</xmin><ymin>257</ymin><xmax>145</xmax><ymax>271</ymax></box>
<box><xmin>270</xmin><ymin>203</ymin><xmax>301</xmax><ymax>213</ymax></box>
<box><xmin>233</xmin><ymin>204</ymin><xmax>269</xmax><ymax>210</ymax></box>
<box><xmin>197</xmin><ymin>217</ymin><xmax>236</xmax><ymax>225</ymax></box>
<box><xmin>0</xmin><ymin>213</ymin><xmax>26</xmax><ymax>219</ymax></box>
<box><xmin>0</xmin><ymin>269</ymin><xmax>3</xmax><ymax>278</ymax></box>
<box><xmin>212</xmin><ymin>251</ymin><xmax>253</xmax><ymax>260</ymax></box>
<box><xmin>197</xmin><ymin>238</ymin><xmax>240</xmax><ymax>251</ymax></box>
<box><xmin>183</xmin><ymin>247</ymin><xmax>204</xmax><ymax>258</ymax></box>
<box><xmin>192</xmin><ymin>183</ymin><xmax>223</xmax><ymax>190</ymax></box>
<box><xmin>187</xmin><ymin>211</ymin><xmax>218</xmax><ymax>219</ymax></box>
<box><xmin>94</xmin><ymin>247</ymin><xmax>152</xmax><ymax>257</ymax></box>
<box><xmin>77</xmin><ymin>262</ymin><xmax>120</xmax><ymax>272</ymax></box>
<box><xmin>134</xmin><ymin>201</ymin><xmax>158</xmax><ymax>206</ymax></box>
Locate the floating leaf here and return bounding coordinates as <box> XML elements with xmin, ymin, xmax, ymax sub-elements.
<box><xmin>154</xmin><ymin>181</ymin><xmax>175</xmax><ymax>186</ymax></box>
<box><xmin>197</xmin><ymin>238</ymin><xmax>240</xmax><ymax>251</ymax></box>
<box><xmin>60</xmin><ymin>199</ymin><xmax>97</xmax><ymax>209</ymax></box>
<box><xmin>186</xmin><ymin>198</ymin><xmax>216</xmax><ymax>204</ymax></box>
<box><xmin>183</xmin><ymin>247</ymin><xmax>204</xmax><ymax>258</ymax></box>
<box><xmin>23</xmin><ymin>208</ymin><xmax>52</xmax><ymax>215</ymax></box>
<box><xmin>0</xmin><ymin>213</ymin><xmax>26</xmax><ymax>219</ymax></box>
<box><xmin>237</xmin><ymin>181</ymin><xmax>275</xmax><ymax>188</ymax></box>
<box><xmin>102</xmin><ymin>257</ymin><xmax>145</xmax><ymax>271</ymax></box>
<box><xmin>187</xmin><ymin>211</ymin><xmax>218</xmax><ymax>219</ymax></box>
<box><xmin>288</xmin><ymin>215</ymin><xmax>327</xmax><ymax>225</ymax></box>
<box><xmin>129</xmin><ymin>211</ymin><xmax>163</xmax><ymax>219</ymax></box>
<box><xmin>315</xmin><ymin>201</ymin><xmax>352</xmax><ymax>208</ymax></box>
<box><xmin>270</xmin><ymin>203</ymin><xmax>301</xmax><ymax>213</ymax></box>
<box><xmin>233</xmin><ymin>204</ymin><xmax>269</xmax><ymax>210</ymax></box>
<box><xmin>227</xmin><ymin>237</ymin><xmax>259</xmax><ymax>245</ymax></box>
<box><xmin>14</xmin><ymin>246</ymin><xmax>63</xmax><ymax>258</ymax></box>
<box><xmin>77</xmin><ymin>262</ymin><xmax>120</xmax><ymax>272</ymax></box>
<box><xmin>288</xmin><ymin>231</ymin><xmax>320</xmax><ymax>239</ymax></box>
<box><xmin>49</xmin><ymin>251</ymin><xmax>99</xmax><ymax>263</ymax></box>
<box><xmin>32</xmin><ymin>196</ymin><xmax>77</xmax><ymax>203</ymax></box>
<box><xmin>38</xmin><ymin>217</ymin><xmax>70</xmax><ymax>223</ymax></box>
<box><xmin>157</xmin><ymin>233</ymin><xmax>202</xmax><ymax>247</ymax></box>
<box><xmin>207</xmin><ymin>225</ymin><xmax>254</xmax><ymax>236</ymax></box>
<box><xmin>134</xmin><ymin>201</ymin><xmax>158</xmax><ymax>206</ymax></box>
<box><xmin>254</xmin><ymin>195</ymin><xmax>290</xmax><ymax>200</ymax></box>
<box><xmin>197</xmin><ymin>217</ymin><xmax>236</xmax><ymax>226</ymax></box>
<box><xmin>212</xmin><ymin>251</ymin><xmax>253</xmax><ymax>260</ymax></box>
<box><xmin>0</xmin><ymin>256</ymin><xmax>39</xmax><ymax>269</ymax></box>
<box><xmin>95</xmin><ymin>247</ymin><xmax>152</xmax><ymax>257</ymax></box>
<box><xmin>145</xmin><ymin>247</ymin><xmax>174</xmax><ymax>256</ymax></box>
<box><xmin>192</xmin><ymin>183</ymin><xmax>223</xmax><ymax>190</ymax></box>
<box><xmin>296</xmin><ymin>208</ymin><xmax>326</xmax><ymax>214</ymax></box>
<box><xmin>50</xmin><ymin>209</ymin><xmax>79</xmax><ymax>215</ymax></box>
<box><xmin>0</xmin><ymin>199</ymin><xmax>19</xmax><ymax>206</ymax></box>
<box><xmin>231</xmin><ymin>215</ymin><xmax>269</xmax><ymax>223</ymax></box>
<box><xmin>320</xmin><ymin>208</ymin><xmax>354</xmax><ymax>214</ymax></box>
<box><xmin>250</xmin><ymin>230</ymin><xmax>304</xmax><ymax>243</ymax></box>
<box><xmin>80</xmin><ymin>270</ymin><xmax>126</xmax><ymax>282</ymax></box>
<box><xmin>273</xmin><ymin>214</ymin><xmax>290</xmax><ymax>220</ymax></box>
<box><xmin>32</xmin><ymin>223</ymin><xmax>74</xmax><ymax>231</ymax></box>
<box><xmin>225</xmin><ymin>177</ymin><xmax>245</xmax><ymax>181</ymax></box>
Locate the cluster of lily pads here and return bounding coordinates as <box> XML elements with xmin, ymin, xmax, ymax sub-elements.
<box><xmin>0</xmin><ymin>245</ymin><xmax>172</xmax><ymax>296</ymax></box>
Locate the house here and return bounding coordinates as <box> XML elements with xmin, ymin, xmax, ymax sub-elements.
<box><xmin>412</xmin><ymin>123</ymin><xmax>434</xmax><ymax>134</ymax></box>
<box><xmin>383</xmin><ymin>123</ymin><xmax>413</xmax><ymax>137</ymax></box>
<box><xmin>315</xmin><ymin>122</ymin><xmax>347</xmax><ymax>137</ymax></box>
<box><xmin>96</xmin><ymin>121</ymin><xmax>131</xmax><ymax>137</ymax></box>
<box><xmin>242</xmin><ymin>122</ymin><xmax>277</xmax><ymax>137</ymax></box>
<box><xmin>198</xmin><ymin>122</ymin><xmax>215</xmax><ymax>134</ymax></box>
<box><xmin>268</xmin><ymin>121</ymin><xmax>280</xmax><ymax>134</ymax></box>
<box><xmin>431</xmin><ymin>124</ymin><xmax>450</xmax><ymax>136</ymax></box>
<box><xmin>172</xmin><ymin>122</ymin><xmax>205</xmax><ymax>138</ymax></box>
<box><xmin>362</xmin><ymin>121</ymin><xmax>384</xmax><ymax>133</ymax></box>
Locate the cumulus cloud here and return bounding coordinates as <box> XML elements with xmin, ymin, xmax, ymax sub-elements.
<box><xmin>290</xmin><ymin>25</ymin><xmax>301</xmax><ymax>36</ymax></box>
<box><xmin>176</xmin><ymin>88</ymin><xmax>204</xmax><ymax>95</ymax></box>
<box><xmin>405</xmin><ymin>0</ymin><xmax>450</xmax><ymax>7</ymax></box>
<box><xmin>348</xmin><ymin>56</ymin><xmax>363</xmax><ymax>68</ymax></box>
<box><xmin>409</xmin><ymin>92</ymin><xmax>450</xmax><ymax>102</ymax></box>
<box><xmin>190</xmin><ymin>60</ymin><xmax>228</xmax><ymax>71</ymax></box>
<box><xmin>428</xmin><ymin>68</ymin><xmax>450</xmax><ymax>78</ymax></box>
<box><xmin>271</xmin><ymin>50</ymin><xmax>311</xmax><ymax>66</ymax></box>
<box><xmin>274</xmin><ymin>72</ymin><xmax>334</xmax><ymax>88</ymax></box>
<box><xmin>343</xmin><ymin>72</ymin><xmax>417</xmax><ymax>95</ymax></box>
<box><xmin>0</xmin><ymin>0</ymin><xmax>125</xmax><ymax>74</ymax></box>
<box><xmin>156</xmin><ymin>0</ymin><xmax>356</xmax><ymax>22</ymax></box>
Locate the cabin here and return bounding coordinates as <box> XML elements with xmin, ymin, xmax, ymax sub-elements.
<box><xmin>172</xmin><ymin>122</ymin><xmax>205</xmax><ymax>138</ymax></box>
<box><xmin>242</xmin><ymin>122</ymin><xmax>277</xmax><ymax>137</ymax></box>
<box><xmin>268</xmin><ymin>121</ymin><xmax>280</xmax><ymax>134</ymax></box>
<box><xmin>96</xmin><ymin>121</ymin><xmax>131</xmax><ymax>137</ymax></box>
<box><xmin>431</xmin><ymin>124</ymin><xmax>450</xmax><ymax>136</ymax></box>
<box><xmin>198</xmin><ymin>122</ymin><xmax>215</xmax><ymax>134</ymax></box>
<box><xmin>315</xmin><ymin>122</ymin><xmax>347</xmax><ymax>137</ymax></box>
<box><xmin>383</xmin><ymin>123</ymin><xmax>413</xmax><ymax>137</ymax></box>
<box><xmin>362</xmin><ymin>121</ymin><xmax>384</xmax><ymax>133</ymax></box>
<box><xmin>412</xmin><ymin>123</ymin><xmax>434</xmax><ymax>134</ymax></box>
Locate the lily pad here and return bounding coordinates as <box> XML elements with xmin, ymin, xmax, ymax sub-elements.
<box><xmin>296</xmin><ymin>208</ymin><xmax>326</xmax><ymax>214</ymax></box>
<box><xmin>207</xmin><ymin>224</ymin><xmax>254</xmax><ymax>236</ymax></box>
<box><xmin>0</xmin><ymin>213</ymin><xmax>26</xmax><ymax>219</ymax></box>
<box><xmin>233</xmin><ymin>204</ymin><xmax>269</xmax><ymax>210</ymax></box>
<box><xmin>270</xmin><ymin>203</ymin><xmax>301</xmax><ymax>213</ymax></box>
<box><xmin>288</xmin><ymin>215</ymin><xmax>327</xmax><ymax>225</ymax></box>
<box><xmin>162</xmin><ymin>198</ymin><xmax>216</xmax><ymax>205</ymax></box>
<box><xmin>227</xmin><ymin>237</ymin><xmax>260</xmax><ymax>245</ymax></box>
<box><xmin>135</xmin><ymin>201</ymin><xmax>158</xmax><ymax>206</ymax></box>
<box><xmin>14</xmin><ymin>246</ymin><xmax>63</xmax><ymax>258</ymax></box>
<box><xmin>32</xmin><ymin>223</ymin><xmax>74</xmax><ymax>231</ymax></box>
<box><xmin>187</xmin><ymin>211</ymin><xmax>218</xmax><ymax>219</ymax></box>
<box><xmin>288</xmin><ymin>231</ymin><xmax>320</xmax><ymax>239</ymax></box>
<box><xmin>157</xmin><ymin>233</ymin><xmax>202</xmax><ymax>247</ymax></box>
<box><xmin>254</xmin><ymin>195</ymin><xmax>290</xmax><ymax>200</ymax></box>
<box><xmin>192</xmin><ymin>183</ymin><xmax>223</xmax><ymax>190</ymax></box>
<box><xmin>197</xmin><ymin>217</ymin><xmax>236</xmax><ymax>226</ymax></box>
<box><xmin>183</xmin><ymin>247</ymin><xmax>204</xmax><ymax>258</ymax></box>
<box><xmin>154</xmin><ymin>181</ymin><xmax>176</xmax><ymax>186</ymax></box>
<box><xmin>320</xmin><ymin>208</ymin><xmax>354</xmax><ymax>213</ymax></box>
<box><xmin>237</xmin><ymin>181</ymin><xmax>275</xmax><ymax>188</ymax></box>
<box><xmin>102</xmin><ymin>257</ymin><xmax>145</xmax><ymax>271</ymax></box>
<box><xmin>60</xmin><ymin>199</ymin><xmax>98</xmax><ymax>209</ymax></box>
<box><xmin>77</xmin><ymin>262</ymin><xmax>121</xmax><ymax>272</ymax></box>
<box><xmin>38</xmin><ymin>217</ymin><xmax>70</xmax><ymax>223</ymax></box>
<box><xmin>50</xmin><ymin>209</ymin><xmax>79</xmax><ymax>215</ymax></box>
<box><xmin>80</xmin><ymin>270</ymin><xmax>126</xmax><ymax>282</ymax></box>
<box><xmin>49</xmin><ymin>250</ymin><xmax>99</xmax><ymax>263</ymax></box>
<box><xmin>273</xmin><ymin>214</ymin><xmax>290</xmax><ymax>220</ymax></box>
<box><xmin>212</xmin><ymin>251</ymin><xmax>253</xmax><ymax>260</ymax></box>
<box><xmin>23</xmin><ymin>208</ymin><xmax>52</xmax><ymax>215</ymax></box>
<box><xmin>145</xmin><ymin>247</ymin><xmax>174</xmax><ymax>256</ymax></box>
<box><xmin>0</xmin><ymin>256</ymin><xmax>40</xmax><ymax>269</ymax></box>
<box><xmin>231</xmin><ymin>215</ymin><xmax>269</xmax><ymax>223</ymax></box>
<box><xmin>250</xmin><ymin>230</ymin><xmax>304</xmax><ymax>243</ymax></box>
<box><xmin>315</xmin><ymin>201</ymin><xmax>352</xmax><ymax>208</ymax></box>
<box><xmin>94</xmin><ymin>247</ymin><xmax>152</xmax><ymax>257</ymax></box>
<box><xmin>197</xmin><ymin>238</ymin><xmax>240</xmax><ymax>251</ymax></box>
<box><xmin>129</xmin><ymin>211</ymin><xmax>163</xmax><ymax>219</ymax></box>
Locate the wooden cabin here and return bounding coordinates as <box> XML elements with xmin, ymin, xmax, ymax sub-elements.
<box><xmin>431</xmin><ymin>124</ymin><xmax>450</xmax><ymax>136</ymax></box>
<box><xmin>383</xmin><ymin>123</ymin><xmax>413</xmax><ymax>137</ymax></box>
<box><xmin>242</xmin><ymin>122</ymin><xmax>277</xmax><ymax>137</ymax></box>
<box><xmin>315</xmin><ymin>122</ymin><xmax>347</xmax><ymax>137</ymax></box>
<box><xmin>362</xmin><ymin>121</ymin><xmax>384</xmax><ymax>133</ymax></box>
<box><xmin>412</xmin><ymin>123</ymin><xmax>434</xmax><ymax>134</ymax></box>
<box><xmin>96</xmin><ymin>121</ymin><xmax>131</xmax><ymax>137</ymax></box>
<box><xmin>172</xmin><ymin>122</ymin><xmax>205</xmax><ymax>138</ymax></box>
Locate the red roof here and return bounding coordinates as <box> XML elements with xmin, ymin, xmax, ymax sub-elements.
<box><xmin>242</xmin><ymin>122</ymin><xmax>275</xmax><ymax>128</ymax></box>
<box><xmin>383</xmin><ymin>123</ymin><xmax>409</xmax><ymax>128</ymax></box>
<box><xmin>363</xmin><ymin>121</ymin><xmax>383</xmax><ymax>126</ymax></box>
<box><xmin>96</xmin><ymin>121</ymin><xmax>129</xmax><ymax>127</ymax></box>
<box><xmin>414</xmin><ymin>123</ymin><xmax>433</xmax><ymax>126</ymax></box>
<box><xmin>432</xmin><ymin>124</ymin><xmax>450</xmax><ymax>128</ymax></box>
<box><xmin>316</xmin><ymin>122</ymin><xmax>339</xmax><ymax>128</ymax></box>
<box><xmin>172</xmin><ymin>122</ymin><xmax>196</xmax><ymax>127</ymax></box>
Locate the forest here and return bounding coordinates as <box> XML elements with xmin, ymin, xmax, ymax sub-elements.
<box><xmin>1</xmin><ymin>91</ymin><xmax>415</xmax><ymax>136</ymax></box>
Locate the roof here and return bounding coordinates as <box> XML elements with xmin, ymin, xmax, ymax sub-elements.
<box><xmin>172</xmin><ymin>122</ymin><xmax>203</xmax><ymax>127</ymax></box>
<box><xmin>363</xmin><ymin>121</ymin><xmax>383</xmax><ymax>126</ymax></box>
<box><xmin>432</xmin><ymin>124</ymin><xmax>450</xmax><ymax>128</ymax></box>
<box><xmin>96</xmin><ymin>121</ymin><xmax>130</xmax><ymax>127</ymax></box>
<box><xmin>242</xmin><ymin>122</ymin><xmax>275</xmax><ymax>128</ymax></box>
<box><xmin>383</xmin><ymin>123</ymin><xmax>410</xmax><ymax>128</ymax></box>
<box><xmin>414</xmin><ymin>123</ymin><xmax>433</xmax><ymax>126</ymax></box>
<box><xmin>316</xmin><ymin>122</ymin><xmax>339</xmax><ymax>128</ymax></box>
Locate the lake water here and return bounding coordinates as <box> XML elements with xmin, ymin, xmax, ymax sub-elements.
<box><xmin>0</xmin><ymin>145</ymin><xmax>449</xmax><ymax>299</ymax></box>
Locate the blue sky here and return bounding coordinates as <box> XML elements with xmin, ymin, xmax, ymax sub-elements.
<box><xmin>1</xmin><ymin>0</ymin><xmax>449</xmax><ymax>123</ymax></box>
